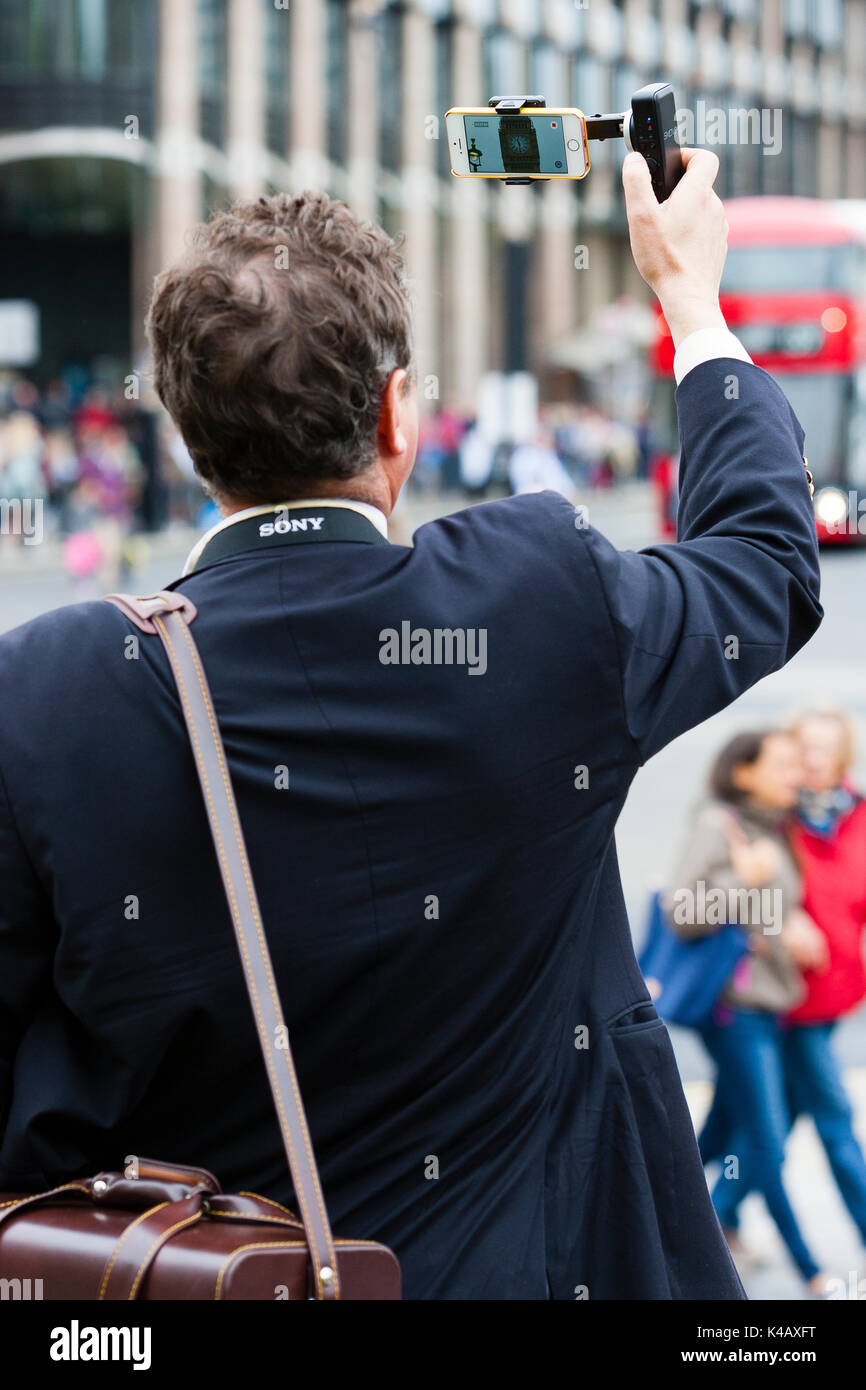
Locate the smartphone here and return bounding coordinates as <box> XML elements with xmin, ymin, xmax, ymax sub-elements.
<box><xmin>445</xmin><ymin>107</ymin><xmax>590</xmax><ymax>180</ymax></box>
<box><xmin>628</xmin><ymin>82</ymin><xmax>684</xmax><ymax>202</ymax></box>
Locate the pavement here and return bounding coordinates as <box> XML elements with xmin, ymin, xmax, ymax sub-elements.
<box><xmin>685</xmin><ymin>1072</ymin><xmax>866</xmax><ymax>1301</ymax></box>
<box><xmin>3</xmin><ymin>480</ymin><xmax>866</xmax><ymax>1300</ymax></box>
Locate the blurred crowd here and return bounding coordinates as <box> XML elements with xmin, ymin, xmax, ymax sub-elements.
<box><xmin>657</xmin><ymin>708</ymin><xmax>866</xmax><ymax>1296</ymax></box>
<box><xmin>0</xmin><ymin>374</ymin><xmax>149</xmax><ymax>584</ymax></box>
<box><xmin>412</xmin><ymin>403</ymin><xmax>655</xmax><ymax>498</ymax></box>
<box><xmin>0</xmin><ymin>375</ymin><xmax>657</xmax><ymax>585</ymax></box>
<box><xmin>0</xmin><ymin>372</ymin><xmax>212</xmax><ymax>586</ymax></box>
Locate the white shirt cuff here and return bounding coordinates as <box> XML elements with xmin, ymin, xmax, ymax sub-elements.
<box><xmin>673</xmin><ymin>327</ymin><xmax>753</xmax><ymax>386</ymax></box>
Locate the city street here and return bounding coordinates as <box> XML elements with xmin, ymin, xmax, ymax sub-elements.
<box><xmin>1</xmin><ymin>481</ymin><xmax>864</xmax><ymax>1300</ymax></box>
<box><xmin>5</xmin><ymin>0</ymin><xmax>866</xmax><ymax>1325</ymax></box>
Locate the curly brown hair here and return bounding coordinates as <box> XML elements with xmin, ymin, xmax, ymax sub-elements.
<box><xmin>146</xmin><ymin>191</ymin><xmax>415</xmax><ymax>502</ymax></box>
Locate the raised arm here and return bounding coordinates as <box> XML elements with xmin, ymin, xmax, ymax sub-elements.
<box><xmin>579</xmin><ymin>149</ymin><xmax>822</xmax><ymax>764</ymax></box>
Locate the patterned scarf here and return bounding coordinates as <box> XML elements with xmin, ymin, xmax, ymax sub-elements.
<box><xmin>797</xmin><ymin>783</ymin><xmax>859</xmax><ymax>838</ymax></box>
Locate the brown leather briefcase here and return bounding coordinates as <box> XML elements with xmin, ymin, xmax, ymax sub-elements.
<box><xmin>0</xmin><ymin>590</ymin><xmax>401</xmax><ymax>1301</ymax></box>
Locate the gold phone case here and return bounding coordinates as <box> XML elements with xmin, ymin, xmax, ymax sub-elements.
<box><xmin>445</xmin><ymin>106</ymin><xmax>590</xmax><ymax>180</ymax></box>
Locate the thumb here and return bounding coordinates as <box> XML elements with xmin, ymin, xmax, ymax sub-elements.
<box><xmin>621</xmin><ymin>151</ymin><xmax>658</xmax><ymax>220</ymax></box>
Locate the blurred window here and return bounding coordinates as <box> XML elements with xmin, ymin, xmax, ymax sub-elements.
<box><xmin>784</xmin><ymin>0</ymin><xmax>809</xmax><ymax>38</ymax></box>
<box><xmin>573</xmin><ymin>51</ymin><xmax>610</xmax><ymax>174</ymax></box>
<box><xmin>265</xmin><ymin>0</ymin><xmax>291</xmax><ymax>157</ymax></box>
<box><xmin>434</xmin><ymin>17</ymin><xmax>454</xmax><ymax>180</ymax></box>
<box><xmin>471</xmin><ymin>0</ymin><xmax>496</xmax><ymax>25</ymax></box>
<box><xmin>326</xmin><ymin>0</ymin><xmax>348</xmax><ymax>167</ymax></box>
<box><xmin>376</xmin><ymin>4</ymin><xmax>402</xmax><ymax>175</ymax></box>
<box><xmin>573</xmin><ymin>53</ymin><xmax>608</xmax><ymax>119</ymax></box>
<box><xmin>791</xmin><ymin>113</ymin><xmax>817</xmax><ymax>198</ymax></box>
<box><xmin>773</xmin><ymin>371</ymin><xmax>847</xmax><ymax>483</ymax></box>
<box><xmin>810</xmin><ymin>0</ymin><xmax>844</xmax><ymax>47</ymax></box>
<box><xmin>529</xmin><ymin>41</ymin><xmax>559</xmax><ymax>102</ymax></box>
<box><xmin>848</xmin><ymin>368</ymin><xmax>866</xmax><ymax>488</ymax></box>
<box><xmin>607</xmin><ymin>0</ymin><xmax>624</xmax><ymax>60</ymax></box>
<box><xmin>197</xmin><ymin>0</ymin><xmax>227</xmax><ymax>148</ymax></box>
<box><xmin>722</xmin><ymin>243</ymin><xmax>861</xmax><ymax>292</ymax></box>
<box><xmin>486</xmin><ymin>29</ymin><xmax>526</xmax><ymax>96</ymax></box>
<box><xmin>511</xmin><ymin>0</ymin><xmax>543</xmax><ymax>42</ymax></box>
<box><xmin>0</xmin><ymin>0</ymin><xmax>152</xmax><ymax>78</ymax></box>
<box><xmin>724</xmin><ymin>90</ymin><xmax>763</xmax><ymax>198</ymax></box>
<box><xmin>613</xmin><ymin>64</ymin><xmax>639</xmax><ymax>115</ymax></box>
<box><xmin>641</xmin><ymin>14</ymin><xmax>661</xmax><ymax>65</ymax></box>
<box><xmin>0</xmin><ymin>0</ymin><xmax>155</xmax><ymax>134</ymax></box>
<box><xmin>104</xmin><ymin>0</ymin><xmax>152</xmax><ymax>77</ymax></box>
<box><xmin>77</xmin><ymin>0</ymin><xmax>105</xmax><ymax>78</ymax></box>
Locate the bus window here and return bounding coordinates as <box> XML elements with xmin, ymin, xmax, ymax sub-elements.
<box><xmin>721</xmin><ymin>244</ymin><xmax>858</xmax><ymax>294</ymax></box>
<box><xmin>648</xmin><ymin>374</ymin><xmax>678</xmax><ymax>456</ymax></box>
<box><xmin>773</xmin><ymin>372</ymin><xmax>848</xmax><ymax>485</ymax></box>
<box><xmin>848</xmin><ymin>367</ymin><xmax>866</xmax><ymax>489</ymax></box>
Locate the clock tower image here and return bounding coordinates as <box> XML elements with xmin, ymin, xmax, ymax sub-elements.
<box><xmin>498</xmin><ymin>116</ymin><xmax>541</xmax><ymax>174</ymax></box>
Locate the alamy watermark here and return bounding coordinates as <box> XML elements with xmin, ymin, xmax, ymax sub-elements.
<box><xmin>818</xmin><ymin>491</ymin><xmax>866</xmax><ymax>536</ymax></box>
<box><xmin>671</xmin><ymin>881</ymin><xmax>783</xmax><ymax>934</ymax></box>
<box><xmin>675</xmin><ymin>101</ymin><xmax>782</xmax><ymax>157</ymax></box>
<box><xmin>379</xmin><ymin>621</ymin><xmax>487</xmax><ymax>676</ymax></box>
<box><xmin>0</xmin><ymin>1276</ymin><xmax>43</xmax><ymax>1299</ymax></box>
<box><xmin>0</xmin><ymin>497</ymin><xmax>43</xmax><ymax>545</ymax></box>
<box><xmin>49</xmin><ymin>1320</ymin><xmax>151</xmax><ymax>1370</ymax></box>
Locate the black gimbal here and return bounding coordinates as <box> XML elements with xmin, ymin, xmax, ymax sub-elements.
<box><xmin>488</xmin><ymin>82</ymin><xmax>684</xmax><ymax>202</ymax></box>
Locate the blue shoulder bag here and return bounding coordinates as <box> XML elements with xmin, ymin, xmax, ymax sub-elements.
<box><xmin>637</xmin><ymin>890</ymin><xmax>750</xmax><ymax>1030</ymax></box>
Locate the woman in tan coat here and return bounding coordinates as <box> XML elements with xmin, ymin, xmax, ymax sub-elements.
<box><xmin>668</xmin><ymin>729</ymin><xmax>828</xmax><ymax>1292</ymax></box>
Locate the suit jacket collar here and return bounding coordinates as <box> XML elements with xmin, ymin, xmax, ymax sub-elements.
<box><xmin>182</xmin><ymin>498</ymin><xmax>389</xmax><ymax>576</ymax></box>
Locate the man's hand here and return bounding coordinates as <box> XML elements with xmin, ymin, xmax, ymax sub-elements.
<box><xmin>622</xmin><ymin>147</ymin><xmax>728</xmax><ymax>349</ymax></box>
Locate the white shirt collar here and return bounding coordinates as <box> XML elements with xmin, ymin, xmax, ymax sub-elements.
<box><xmin>182</xmin><ymin>498</ymin><xmax>389</xmax><ymax>576</ymax></box>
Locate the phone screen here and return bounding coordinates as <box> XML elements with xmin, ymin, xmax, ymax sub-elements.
<box><xmin>459</xmin><ymin>114</ymin><xmax>576</xmax><ymax>176</ymax></box>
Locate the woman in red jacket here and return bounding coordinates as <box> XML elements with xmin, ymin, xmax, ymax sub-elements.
<box><xmin>784</xmin><ymin>708</ymin><xmax>866</xmax><ymax>1247</ymax></box>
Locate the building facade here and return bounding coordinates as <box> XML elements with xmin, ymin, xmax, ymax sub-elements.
<box><xmin>0</xmin><ymin>0</ymin><xmax>864</xmax><ymax>409</ymax></box>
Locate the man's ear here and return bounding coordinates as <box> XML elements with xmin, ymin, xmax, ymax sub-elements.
<box><xmin>378</xmin><ymin>368</ymin><xmax>409</xmax><ymax>458</ymax></box>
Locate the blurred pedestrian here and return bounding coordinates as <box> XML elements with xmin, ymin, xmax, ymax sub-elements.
<box><xmin>436</xmin><ymin>407</ymin><xmax>465</xmax><ymax>490</ymax></box>
<box><xmin>668</xmin><ymin>729</ymin><xmax>828</xmax><ymax>1292</ymax></box>
<box><xmin>37</xmin><ymin>380</ymin><xmax>72</xmax><ymax>433</ymax></box>
<box><xmin>43</xmin><ymin>426</ymin><xmax>78</xmax><ymax>532</ymax></box>
<box><xmin>635</xmin><ymin>412</ymin><xmax>654</xmax><ymax>480</ymax></box>
<box><xmin>457</xmin><ymin>420</ymin><xmax>495</xmax><ymax>497</ymax></box>
<box><xmin>508</xmin><ymin>425</ymin><xmax>575</xmax><ymax>498</ymax></box>
<box><xmin>413</xmin><ymin>414</ymin><xmax>446</xmax><ymax>493</ymax></box>
<box><xmin>0</xmin><ymin>410</ymin><xmax>45</xmax><ymax>536</ymax></box>
<box><xmin>73</xmin><ymin>386</ymin><xmax>115</xmax><ymax>436</ymax></box>
<box><xmin>718</xmin><ymin>708</ymin><xmax>866</xmax><ymax>1257</ymax></box>
<box><xmin>71</xmin><ymin>421</ymin><xmax>143</xmax><ymax>586</ymax></box>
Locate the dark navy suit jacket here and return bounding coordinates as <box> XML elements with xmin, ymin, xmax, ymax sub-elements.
<box><xmin>0</xmin><ymin>360</ymin><xmax>821</xmax><ymax>1298</ymax></box>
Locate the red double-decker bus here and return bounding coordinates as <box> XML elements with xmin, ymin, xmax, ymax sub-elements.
<box><xmin>651</xmin><ymin>197</ymin><xmax>866</xmax><ymax>542</ymax></box>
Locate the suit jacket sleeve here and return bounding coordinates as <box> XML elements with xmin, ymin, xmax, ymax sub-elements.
<box><xmin>0</xmin><ymin>757</ymin><xmax>54</xmax><ymax>1145</ymax></box>
<box><xmin>582</xmin><ymin>357</ymin><xmax>823</xmax><ymax>763</ymax></box>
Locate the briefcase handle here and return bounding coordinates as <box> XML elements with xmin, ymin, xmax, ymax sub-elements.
<box><xmin>104</xmin><ymin>590</ymin><xmax>341</xmax><ymax>1300</ymax></box>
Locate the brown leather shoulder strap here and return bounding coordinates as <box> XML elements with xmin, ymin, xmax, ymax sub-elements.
<box><xmin>104</xmin><ymin>591</ymin><xmax>341</xmax><ymax>1300</ymax></box>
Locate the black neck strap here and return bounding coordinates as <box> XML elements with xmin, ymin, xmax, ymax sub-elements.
<box><xmin>186</xmin><ymin>503</ymin><xmax>390</xmax><ymax>575</ymax></box>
